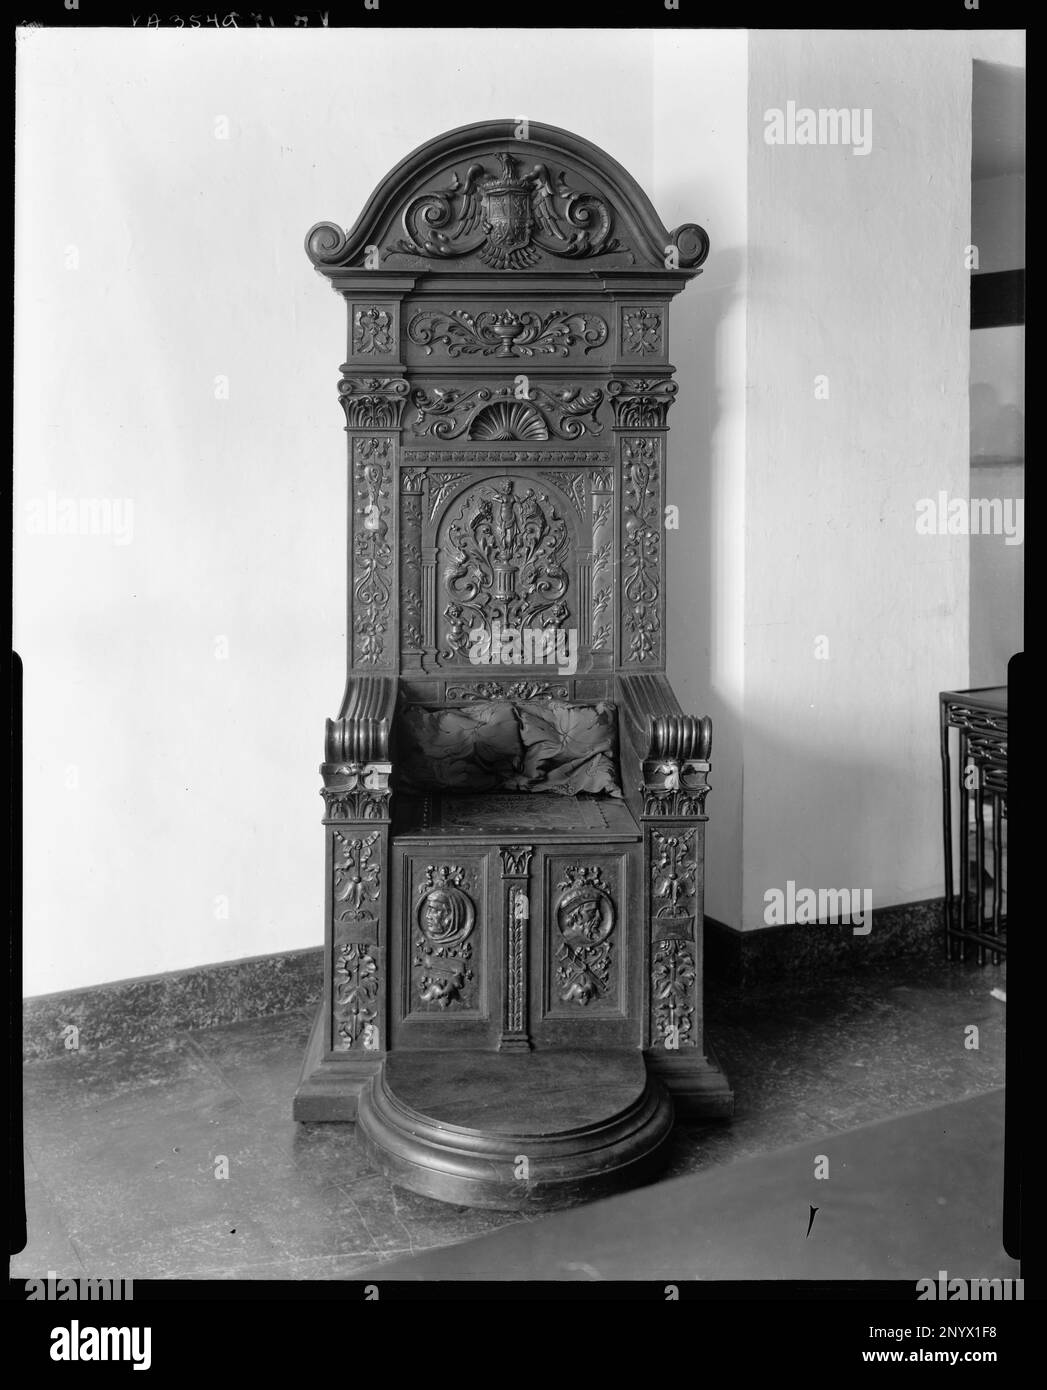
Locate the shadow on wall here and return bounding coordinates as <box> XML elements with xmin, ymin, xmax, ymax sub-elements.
<box><xmin>665</xmin><ymin>242</ymin><xmax>747</xmax><ymax>927</ymax></box>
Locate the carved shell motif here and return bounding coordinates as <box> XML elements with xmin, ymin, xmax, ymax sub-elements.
<box><xmin>468</xmin><ymin>401</ymin><xmax>550</xmax><ymax>442</ymax></box>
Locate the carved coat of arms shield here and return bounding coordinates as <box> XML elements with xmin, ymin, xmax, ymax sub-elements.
<box><xmin>482</xmin><ymin>186</ymin><xmax>533</xmax><ymax>257</ymax></box>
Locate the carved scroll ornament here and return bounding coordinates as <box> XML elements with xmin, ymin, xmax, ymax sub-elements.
<box><xmin>391</xmin><ymin>152</ymin><xmax>628</xmax><ymax>269</ymax></box>
<box><xmin>412</xmin><ymin>384</ymin><xmax>604</xmax><ymax>441</ymax></box>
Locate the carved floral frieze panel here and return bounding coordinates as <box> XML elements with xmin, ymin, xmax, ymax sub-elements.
<box><xmin>407</xmin><ymin>307</ymin><xmax>609</xmax><ymax>358</ymax></box>
<box><xmin>402</xmin><ymin>450</ymin><xmax>609</xmax><ymax>467</ymax></box>
<box><xmin>445</xmin><ymin>679</ymin><xmax>570</xmax><ymax>701</ymax></box>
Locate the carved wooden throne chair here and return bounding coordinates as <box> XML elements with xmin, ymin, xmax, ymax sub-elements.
<box><xmin>294</xmin><ymin>121</ymin><xmax>733</xmax><ymax>1208</ymax></box>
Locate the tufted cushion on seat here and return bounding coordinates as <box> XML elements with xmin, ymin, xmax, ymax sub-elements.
<box><xmin>507</xmin><ymin>700</ymin><xmax>622</xmax><ymax>797</ymax></box>
<box><xmin>394</xmin><ymin>702</ymin><xmax>523</xmax><ymax>793</ymax></box>
<box><xmin>393</xmin><ymin>700</ymin><xmax>623</xmax><ymax>798</ymax></box>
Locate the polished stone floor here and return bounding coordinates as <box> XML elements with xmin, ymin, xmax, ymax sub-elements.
<box><xmin>13</xmin><ymin>955</ymin><xmax>1006</xmax><ymax>1282</ymax></box>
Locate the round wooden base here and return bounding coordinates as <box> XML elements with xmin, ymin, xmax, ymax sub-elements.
<box><xmin>357</xmin><ymin>1049</ymin><xmax>674</xmax><ymax>1210</ymax></box>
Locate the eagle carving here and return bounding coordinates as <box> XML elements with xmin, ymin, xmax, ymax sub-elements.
<box><xmin>392</xmin><ymin>152</ymin><xmax>626</xmax><ymax>269</ymax></box>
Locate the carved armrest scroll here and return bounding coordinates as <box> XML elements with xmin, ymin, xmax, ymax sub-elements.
<box><xmin>616</xmin><ymin>674</ymin><xmax>712</xmax><ymax>819</ymax></box>
<box><xmin>320</xmin><ymin>676</ymin><xmax>397</xmax><ymax>821</ymax></box>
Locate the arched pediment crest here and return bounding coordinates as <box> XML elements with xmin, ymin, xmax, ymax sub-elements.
<box><xmin>306</xmin><ymin>120</ymin><xmax>708</xmax><ymax>276</ymax></box>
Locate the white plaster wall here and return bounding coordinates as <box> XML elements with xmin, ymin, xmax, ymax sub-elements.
<box><xmin>654</xmin><ymin>31</ymin><xmax>748</xmax><ymax>931</ymax></box>
<box><xmin>741</xmin><ymin>29</ymin><xmax>1024</xmax><ymax>930</ymax></box>
<box><xmin>15</xmin><ymin>28</ymin><xmax>746</xmax><ymax>993</ymax></box>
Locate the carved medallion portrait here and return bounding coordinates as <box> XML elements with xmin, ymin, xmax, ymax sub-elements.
<box><xmin>556</xmin><ymin>880</ymin><xmax>614</xmax><ymax>947</ymax></box>
<box><xmin>417</xmin><ymin>881</ymin><xmax>475</xmax><ymax>947</ymax></box>
<box><xmin>413</xmin><ymin>864</ymin><xmax>478</xmax><ymax>1010</ymax></box>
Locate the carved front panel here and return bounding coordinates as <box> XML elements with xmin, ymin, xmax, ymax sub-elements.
<box><xmin>409</xmin><ymin>860</ymin><xmax>484</xmax><ymax>1013</ymax></box>
<box><xmin>388</xmin><ymin>846</ymin><xmax>507</xmax><ymax>1049</ymax></box>
<box><xmin>540</xmin><ymin>853</ymin><xmax>628</xmax><ymax>1019</ymax></box>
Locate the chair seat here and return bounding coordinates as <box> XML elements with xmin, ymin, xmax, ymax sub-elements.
<box><xmin>392</xmin><ymin>790</ymin><xmax>641</xmax><ymax>842</ymax></box>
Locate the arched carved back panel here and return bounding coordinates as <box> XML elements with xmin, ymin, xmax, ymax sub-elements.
<box><xmin>316</xmin><ymin>120</ymin><xmax>707</xmax><ymax>681</ymax></box>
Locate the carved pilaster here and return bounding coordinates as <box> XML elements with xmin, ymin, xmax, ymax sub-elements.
<box><xmin>499</xmin><ymin>845</ymin><xmax>533</xmax><ymax>1052</ymax></box>
<box><xmin>620</xmin><ymin>436</ymin><xmax>663</xmax><ymax>667</ymax></box>
<box><xmin>329</xmin><ymin>825</ymin><xmax>388</xmax><ymax>1054</ymax></box>
<box><xmin>351</xmin><ymin>437</ymin><xmax>395</xmax><ymax>669</ymax></box>
<box><xmin>647</xmin><ymin>826</ymin><xmax>701</xmax><ymax>1051</ymax></box>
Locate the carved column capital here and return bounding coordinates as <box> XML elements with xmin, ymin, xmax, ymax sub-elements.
<box><xmin>641</xmin><ymin>759</ymin><xmax>710</xmax><ymax>819</ymax></box>
<box><xmin>321</xmin><ymin>761</ymin><xmax>392</xmax><ymax>822</ymax></box>
<box><xmin>338</xmin><ymin>375</ymin><xmax>410</xmax><ymax>430</ymax></box>
<box><xmin>608</xmin><ymin>378</ymin><xmax>678</xmax><ymax>428</ymax></box>
<box><xmin>499</xmin><ymin>845</ymin><xmax>535</xmax><ymax>878</ymax></box>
